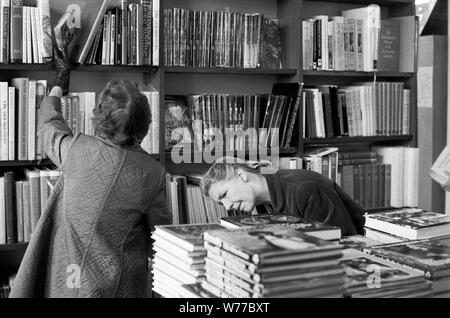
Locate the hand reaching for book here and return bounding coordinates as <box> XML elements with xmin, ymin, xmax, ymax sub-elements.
<box><xmin>53</xmin><ymin>45</ymin><xmax>71</xmax><ymax>95</ymax></box>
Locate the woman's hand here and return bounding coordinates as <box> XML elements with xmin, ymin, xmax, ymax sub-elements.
<box><xmin>53</xmin><ymin>45</ymin><xmax>71</xmax><ymax>95</ymax></box>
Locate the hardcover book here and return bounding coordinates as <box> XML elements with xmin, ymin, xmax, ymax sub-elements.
<box><xmin>204</xmin><ymin>225</ymin><xmax>342</xmax><ymax>266</ymax></box>
<box><xmin>378</xmin><ymin>19</ymin><xmax>400</xmax><ymax>72</ymax></box>
<box><xmin>365</xmin><ymin>208</ymin><xmax>450</xmax><ymax>240</ymax></box>
<box><xmin>153</xmin><ymin>223</ymin><xmax>224</xmax><ymax>252</ymax></box>
<box><xmin>261</xmin><ymin>18</ymin><xmax>282</xmax><ymax>69</ymax></box>
<box><xmin>341</xmin><ymin>252</ymin><xmax>429</xmax><ymax>296</ymax></box>
<box><xmin>220</xmin><ymin>214</ymin><xmax>341</xmax><ymax>241</ymax></box>
<box><xmin>364</xmin><ymin>235</ymin><xmax>450</xmax><ymax>279</ymax></box>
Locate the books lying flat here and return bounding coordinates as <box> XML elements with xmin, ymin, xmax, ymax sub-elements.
<box><xmin>364</xmin><ymin>227</ymin><xmax>408</xmax><ymax>244</ymax></box>
<box><xmin>339</xmin><ymin>235</ymin><xmax>383</xmax><ymax>251</ymax></box>
<box><xmin>365</xmin><ymin>208</ymin><xmax>450</xmax><ymax>240</ymax></box>
<box><xmin>220</xmin><ymin>214</ymin><xmax>341</xmax><ymax>241</ymax></box>
<box><xmin>204</xmin><ymin>225</ymin><xmax>342</xmax><ymax>266</ymax></box>
<box><xmin>341</xmin><ymin>251</ymin><xmax>431</xmax><ymax>298</ymax></box>
<box><xmin>364</xmin><ymin>235</ymin><xmax>450</xmax><ymax>280</ymax></box>
<box><xmin>153</xmin><ymin>223</ymin><xmax>224</xmax><ymax>252</ymax></box>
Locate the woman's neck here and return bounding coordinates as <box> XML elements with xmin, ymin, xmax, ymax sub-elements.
<box><xmin>251</xmin><ymin>173</ymin><xmax>272</xmax><ymax>206</ymax></box>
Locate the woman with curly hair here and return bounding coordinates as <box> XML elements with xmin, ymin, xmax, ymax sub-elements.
<box><xmin>10</xmin><ymin>47</ymin><xmax>171</xmax><ymax>298</ymax></box>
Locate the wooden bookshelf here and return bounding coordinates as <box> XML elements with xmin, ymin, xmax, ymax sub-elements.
<box><xmin>0</xmin><ymin>243</ymin><xmax>28</xmax><ymax>253</ymax></box>
<box><xmin>0</xmin><ymin>159</ymin><xmax>54</xmax><ymax>167</ymax></box>
<box><xmin>0</xmin><ymin>63</ymin><xmax>159</xmax><ymax>73</ymax></box>
<box><xmin>303</xmin><ymin>71</ymin><xmax>415</xmax><ymax>78</ymax></box>
<box><xmin>165</xmin><ymin>66</ymin><xmax>297</xmax><ymax>75</ymax></box>
<box><xmin>304</xmin><ymin>135</ymin><xmax>414</xmax><ymax>146</ymax></box>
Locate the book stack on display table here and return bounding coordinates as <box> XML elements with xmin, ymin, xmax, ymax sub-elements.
<box><xmin>341</xmin><ymin>250</ymin><xmax>432</xmax><ymax>298</ymax></box>
<box><xmin>150</xmin><ymin>223</ymin><xmax>224</xmax><ymax>298</ymax></box>
<box><xmin>364</xmin><ymin>236</ymin><xmax>450</xmax><ymax>298</ymax></box>
<box><xmin>201</xmin><ymin>225</ymin><xmax>345</xmax><ymax>298</ymax></box>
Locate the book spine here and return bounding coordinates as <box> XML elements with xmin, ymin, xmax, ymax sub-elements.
<box><xmin>152</xmin><ymin>0</ymin><xmax>160</xmax><ymax>66</ymax></box>
<box><xmin>31</xmin><ymin>7</ymin><xmax>38</xmax><ymax>63</ymax></box>
<box><xmin>0</xmin><ymin>177</ymin><xmax>5</xmax><ymax>244</ymax></box>
<box><xmin>101</xmin><ymin>13</ymin><xmax>108</xmax><ymax>65</ymax></box>
<box><xmin>136</xmin><ymin>4</ymin><xmax>143</xmax><ymax>65</ymax></box>
<box><xmin>22</xmin><ymin>180</ymin><xmax>30</xmax><ymax>241</ymax></box>
<box><xmin>121</xmin><ymin>0</ymin><xmax>128</xmax><ymax>65</ymax></box>
<box><xmin>385</xmin><ymin>164</ymin><xmax>391</xmax><ymax>208</ymax></box>
<box><xmin>15</xmin><ymin>181</ymin><xmax>23</xmax><ymax>242</ymax></box>
<box><xmin>110</xmin><ymin>12</ymin><xmax>116</xmax><ymax>65</ymax></box>
<box><xmin>1</xmin><ymin>0</ymin><xmax>10</xmax><ymax>63</ymax></box>
<box><xmin>8</xmin><ymin>87</ymin><xmax>15</xmax><ymax>160</ymax></box>
<box><xmin>28</xmin><ymin>79</ymin><xmax>36</xmax><ymax>161</ymax></box>
<box><xmin>5</xmin><ymin>172</ymin><xmax>17</xmax><ymax>244</ymax></box>
<box><xmin>27</xmin><ymin>172</ymin><xmax>40</xmax><ymax>234</ymax></box>
<box><xmin>402</xmin><ymin>89</ymin><xmax>410</xmax><ymax>135</ymax></box>
<box><xmin>141</xmin><ymin>0</ymin><xmax>151</xmax><ymax>65</ymax></box>
<box><xmin>0</xmin><ymin>82</ymin><xmax>8</xmax><ymax>160</ymax></box>
<box><xmin>12</xmin><ymin>78</ymin><xmax>28</xmax><ymax>161</ymax></box>
<box><xmin>10</xmin><ymin>0</ymin><xmax>23</xmax><ymax>63</ymax></box>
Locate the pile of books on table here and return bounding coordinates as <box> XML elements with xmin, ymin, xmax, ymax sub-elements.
<box><xmin>151</xmin><ymin>223</ymin><xmax>223</xmax><ymax>298</ymax></box>
<box><xmin>340</xmin><ymin>249</ymin><xmax>432</xmax><ymax>298</ymax></box>
<box><xmin>202</xmin><ymin>225</ymin><xmax>345</xmax><ymax>298</ymax></box>
<box><xmin>364</xmin><ymin>236</ymin><xmax>450</xmax><ymax>298</ymax></box>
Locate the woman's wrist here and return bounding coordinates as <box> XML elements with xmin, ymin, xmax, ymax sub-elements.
<box><xmin>49</xmin><ymin>86</ymin><xmax>63</xmax><ymax>99</ymax></box>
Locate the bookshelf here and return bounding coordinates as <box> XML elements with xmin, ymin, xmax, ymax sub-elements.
<box><xmin>0</xmin><ymin>0</ymin><xmax>418</xmax><ymax>296</ymax></box>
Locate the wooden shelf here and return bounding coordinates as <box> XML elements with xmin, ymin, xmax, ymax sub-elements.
<box><xmin>165</xmin><ymin>66</ymin><xmax>297</xmax><ymax>75</ymax></box>
<box><xmin>304</xmin><ymin>135</ymin><xmax>413</xmax><ymax>146</ymax></box>
<box><xmin>166</xmin><ymin>147</ymin><xmax>298</xmax><ymax>157</ymax></box>
<box><xmin>0</xmin><ymin>63</ymin><xmax>159</xmax><ymax>73</ymax></box>
<box><xmin>0</xmin><ymin>243</ymin><xmax>28</xmax><ymax>252</ymax></box>
<box><xmin>303</xmin><ymin>70</ymin><xmax>414</xmax><ymax>78</ymax></box>
<box><xmin>0</xmin><ymin>159</ymin><xmax>54</xmax><ymax>167</ymax></box>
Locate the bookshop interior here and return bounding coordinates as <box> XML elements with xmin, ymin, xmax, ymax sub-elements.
<box><xmin>2</xmin><ymin>0</ymin><xmax>450</xmax><ymax>299</ymax></box>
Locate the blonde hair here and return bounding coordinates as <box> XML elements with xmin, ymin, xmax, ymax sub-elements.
<box><xmin>201</xmin><ymin>162</ymin><xmax>256</xmax><ymax>198</ymax></box>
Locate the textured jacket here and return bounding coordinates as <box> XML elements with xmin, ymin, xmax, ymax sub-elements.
<box><xmin>10</xmin><ymin>96</ymin><xmax>171</xmax><ymax>298</ymax></box>
<box><xmin>259</xmin><ymin>170</ymin><xmax>366</xmax><ymax>236</ymax></box>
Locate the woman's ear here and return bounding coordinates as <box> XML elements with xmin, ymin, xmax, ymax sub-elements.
<box><xmin>235</xmin><ymin>168</ymin><xmax>249</xmax><ymax>183</ymax></box>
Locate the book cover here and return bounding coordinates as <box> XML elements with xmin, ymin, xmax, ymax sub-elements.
<box><xmin>261</xmin><ymin>18</ymin><xmax>282</xmax><ymax>69</ymax></box>
<box><xmin>204</xmin><ymin>225</ymin><xmax>342</xmax><ymax>266</ymax></box>
<box><xmin>220</xmin><ymin>214</ymin><xmax>341</xmax><ymax>241</ymax></box>
<box><xmin>342</xmin><ymin>253</ymin><xmax>426</xmax><ymax>293</ymax></box>
<box><xmin>4</xmin><ymin>172</ymin><xmax>17</xmax><ymax>244</ymax></box>
<box><xmin>378</xmin><ymin>19</ymin><xmax>400</xmax><ymax>72</ymax></box>
<box><xmin>37</xmin><ymin>0</ymin><xmax>52</xmax><ymax>61</ymax></box>
<box><xmin>365</xmin><ymin>209</ymin><xmax>450</xmax><ymax>240</ymax></box>
<box><xmin>364</xmin><ymin>235</ymin><xmax>450</xmax><ymax>278</ymax></box>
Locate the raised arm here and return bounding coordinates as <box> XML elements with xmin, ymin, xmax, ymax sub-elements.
<box><xmin>37</xmin><ymin>46</ymin><xmax>73</xmax><ymax>168</ymax></box>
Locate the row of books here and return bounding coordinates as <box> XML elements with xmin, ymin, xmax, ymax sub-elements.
<box><xmin>166</xmin><ymin>174</ymin><xmax>228</xmax><ymax>226</ymax></box>
<box><xmin>0</xmin><ymin>168</ymin><xmax>60</xmax><ymax>245</ymax></box>
<box><xmin>0</xmin><ymin>78</ymin><xmax>47</xmax><ymax>161</ymax></box>
<box><xmin>302</xmin><ymin>5</ymin><xmax>380</xmax><ymax>72</ymax></box>
<box><xmin>77</xmin><ymin>0</ymin><xmax>160</xmax><ymax>65</ymax></box>
<box><xmin>80</xmin><ymin>1</ymin><xmax>158</xmax><ymax>66</ymax></box>
<box><xmin>303</xmin><ymin>84</ymin><xmax>410</xmax><ymax>139</ymax></box>
<box><xmin>165</xmin><ymin>82</ymin><xmax>302</xmax><ymax>151</ymax></box>
<box><xmin>163</xmin><ymin>8</ymin><xmax>283</xmax><ymax>69</ymax></box>
<box><xmin>0</xmin><ymin>0</ymin><xmax>53</xmax><ymax>64</ymax></box>
<box><xmin>303</xmin><ymin>147</ymin><xmax>418</xmax><ymax>210</ymax></box>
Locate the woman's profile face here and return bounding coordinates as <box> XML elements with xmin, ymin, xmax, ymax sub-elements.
<box><xmin>208</xmin><ymin>176</ymin><xmax>257</xmax><ymax>214</ymax></box>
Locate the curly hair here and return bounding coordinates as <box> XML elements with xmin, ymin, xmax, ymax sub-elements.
<box><xmin>93</xmin><ymin>80</ymin><xmax>151</xmax><ymax>147</ymax></box>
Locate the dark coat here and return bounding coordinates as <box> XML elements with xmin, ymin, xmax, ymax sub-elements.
<box><xmin>10</xmin><ymin>96</ymin><xmax>171</xmax><ymax>298</ymax></box>
<box><xmin>260</xmin><ymin>170</ymin><xmax>365</xmax><ymax>236</ymax></box>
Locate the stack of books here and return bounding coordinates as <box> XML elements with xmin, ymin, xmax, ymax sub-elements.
<box><xmin>150</xmin><ymin>224</ymin><xmax>223</xmax><ymax>298</ymax></box>
<box><xmin>364</xmin><ymin>235</ymin><xmax>450</xmax><ymax>298</ymax></box>
<box><xmin>220</xmin><ymin>214</ymin><xmax>342</xmax><ymax>241</ymax></box>
<box><xmin>202</xmin><ymin>225</ymin><xmax>345</xmax><ymax>298</ymax></box>
<box><xmin>341</xmin><ymin>250</ymin><xmax>432</xmax><ymax>298</ymax></box>
<box><xmin>364</xmin><ymin>208</ymin><xmax>450</xmax><ymax>243</ymax></box>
